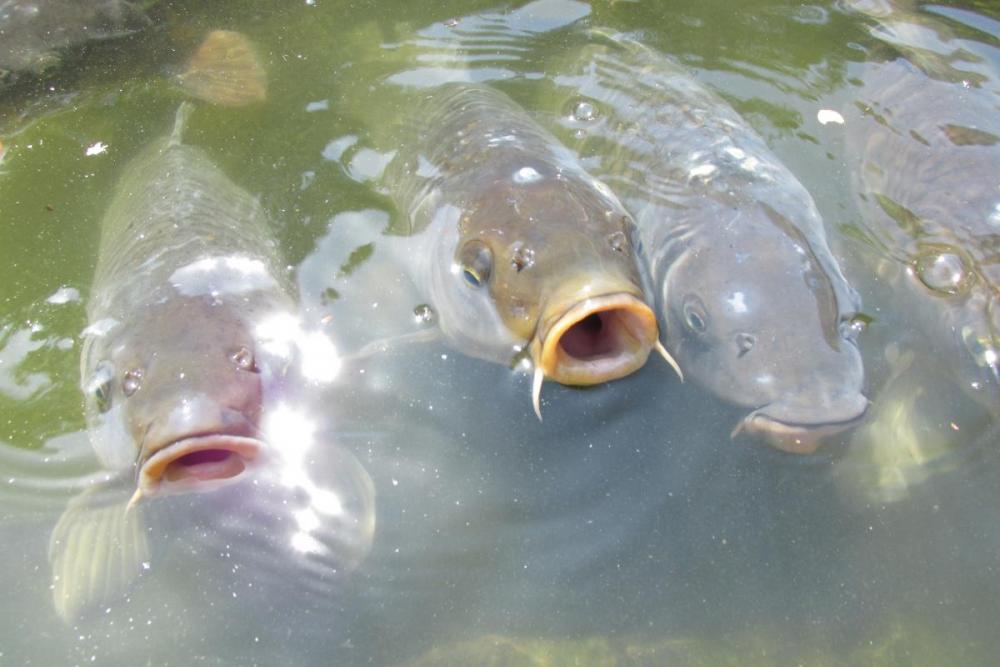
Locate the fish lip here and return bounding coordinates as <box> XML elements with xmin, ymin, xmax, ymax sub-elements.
<box><xmin>137</xmin><ymin>434</ymin><xmax>264</xmax><ymax>497</ymax></box>
<box><xmin>734</xmin><ymin>400</ymin><xmax>870</xmax><ymax>455</ymax></box>
<box><xmin>533</xmin><ymin>291</ymin><xmax>658</xmax><ymax>385</ymax></box>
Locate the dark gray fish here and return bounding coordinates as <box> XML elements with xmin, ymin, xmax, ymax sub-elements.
<box><xmin>383</xmin><ymin>83</ymin><xmax>675</xmax><ymax>418</ymax></box>
<box><xmin>844</xmin><ymin>0</ymin><xmax>1000</xmax><ymax>407</ymax></box>
<box><xmin>0</xmin><ymin>0</ymin><xmax>152</xmax><ymax>89</ymax></box>
<box><xmin>51</xmin><ymin>103</ymin><xmax>373</xmax><ymax>622</ymax></box>
<box><xmin>537</xmin><ymin>31</ymin><xmax>868</xmax><ymax>453</ymax></box>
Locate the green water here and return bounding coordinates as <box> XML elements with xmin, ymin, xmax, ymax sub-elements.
<box><xmin>2</xmin><ymin>0</ymin><xmax>1000</xmax><ymax>664</ymax></box>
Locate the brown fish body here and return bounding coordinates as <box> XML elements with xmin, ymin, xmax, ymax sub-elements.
<box><xmin>384</xmin><ymin>83</ymin><xmax>660</xmax><ymax>397</ymax></box>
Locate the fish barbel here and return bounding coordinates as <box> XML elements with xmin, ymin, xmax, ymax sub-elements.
<box><xmin>384</xmin><ymin>83</ymin><xmax>673</xmax><ymax>417</ymax></box>
<box><xmin>537</xmin><ymin>31</ymin><xmax>868</xmax><ymax>452</ymax></box>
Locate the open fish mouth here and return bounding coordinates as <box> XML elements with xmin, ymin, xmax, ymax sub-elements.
<box><xmin>536</xmin><ymin>292</ymin><xmax>658</xmax><ymax>386</ymax></box>
<box><xmin>134</xmin><ymin>434</ymin><xmax>263</xmax><ymax>502</ymax></box>
<box><xmin>733</xmin><ymin>402</ymin><xmax>869</xmax><ymax>455</ymax></box>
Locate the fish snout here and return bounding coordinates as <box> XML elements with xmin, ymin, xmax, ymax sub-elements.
<box><xmin>136</xmin><ymin>394</ymin><xmax>264</xmax><ymax>499</ymax></box>
<box><xmin>535</xmin><ymin>291</ymin><xmax>658</xmax><ymax>385</ymax></box>
<box><xmin>734</xmin><ymin>391</ymin><xmax>870</xmax><ymax>454</ymax></box>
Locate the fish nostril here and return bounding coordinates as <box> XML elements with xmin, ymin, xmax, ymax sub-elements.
<box><xmin>735</xmin><ymin>333</ymin><xmax>755</xmax><ymax>358</ymax></box>
<box><xmin>230</xmin><ymin>346</ymin><xmax>257</xmax><ymax>372</ymax></box>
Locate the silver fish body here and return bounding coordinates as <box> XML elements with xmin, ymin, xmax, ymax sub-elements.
<box><xmin>55</xmin><ymin>104</ymin><xmax>375</xmax><ymax>623</ymax></box>
<box><xmin>539</xmin><ymin>31</ymin><xmax>868</xmax><ymax>452</ymax></box>
<box><xmin>80</xmin><ymin>103</ymin><xmax>294</xmax><ymax>496</ymax></box>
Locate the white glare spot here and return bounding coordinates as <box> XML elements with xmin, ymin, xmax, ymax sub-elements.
<box><xmin>305</xmin><ymin>99</ymin><xmax>328</xmax><ymax>112</ymax></box>
<box><xmin>290</xmin><ymin>532</ymin><xmax>327</xmax><ymax>554</ymax></box>
<box><xmin>989</xmin><ymin>201</ymin><xmax>1000</xmax><ymax>227</ymax></box>
<box><xmin>726</xmin><ymin>291</ymin><xmax>748</xmax><ymax>314</ymax></box>
<box><xmin>321</xmin><ymin>134</ymin><xmax>357</xmax><ymax>162</ymax></box>
<box><xmin>85</xmin><ymin>142</ymin><xmax>108</xmax><ymax>156</ymax></box>
<box><xmin>985</xmin><ymin>348</ymin><xmax>998</xmax><ymax>366</ymax></box>
<box><xmin>817</xmin><ymin>109</ymin><xmax>845</xmax><ymax>125</ymax></box>
<box><xmin>81</xmin><ymin>318</ymin><xmax>119</xmax><ymax>337</ymax></box>
<box><xmin>689</xmin><ymin>163</ymin><xmax>717</xmax><ymax>179</ymax></box>
<box><xmin>170</xmin><ymin>255</ymin><xmax>277</xmax><ymax>297</ymax></box>
<box><xmin>46</xmin><ymin>286</ymin><xmax>80</xmax><ymax>305</ymax></box>
<box><xmin>513</xmin><ymin>166</ymin><xmax>541</xmax><ymax>183</ymax></box>
<box><xmin>724</xmin><ymin>147</ymin><xmax>746</xmax><ymax>160</ymax></box>
<box><xmin>297</xmin><ymin>330</ymin><xmax>341</xmax><ymax>383</ymax></box>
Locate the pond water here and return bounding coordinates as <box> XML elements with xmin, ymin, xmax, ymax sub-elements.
<box><xmin>2</xmin><ymin>0</ymin><xmax>1000</xmax><ymax>664</ymax></box>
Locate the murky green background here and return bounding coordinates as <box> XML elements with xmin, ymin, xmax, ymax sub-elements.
<box><xmin>2</xmin><ymin>0</ymin><xmax>1000</xmax><ymax>664</ymax></box>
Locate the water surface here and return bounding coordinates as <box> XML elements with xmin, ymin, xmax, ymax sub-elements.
<box><xmin>2</xmin><ymin>0</ymin><xmax>1000</xmax><ymax>664</ymax></box>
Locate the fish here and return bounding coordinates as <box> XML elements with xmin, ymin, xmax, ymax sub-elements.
<box><xmin>381</xmin><ymin>83</ymin><xmax>675</xmax><ymax>418</ymax></box>
<box><xmin>535</xmin><ymin>31</ymin><xmax>868</xmax><ymax>453</ymax></box>
<box><xmin>0</xmin><ymin>0</ymin><xmax>152</xmax><ymax>90</ymax></box>
<box><xmin>1</xmin><ymin>23</ymin><xmax>266</xmax><ymax>143</ymax></box>
<box><xmin>844</xmin><ymin>0</ymin><xmax>1000</xmax><ymax>407</ymax></box>
<box><xmin>48</xmin><ymin>103</ymin><xmax>320</xmax><ymax>622</ymax></box>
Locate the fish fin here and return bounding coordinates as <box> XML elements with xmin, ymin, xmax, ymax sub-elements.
<box><xmin>349</xmin><ymin>327</ymin><xmax>444</xmax><ymax>361</ymax></box>
<box><xmin>169</xmin><ymin>101</ymin><xmax>195</xmax><ymax>148</ymax></box>
<box><xmin>48</xmin><ymin>476</ymin><xmax>150</xmax><ymax>623</ymax></box>
<box><xmin>177</xmin><ymin>30</ymin><xmax>267</xmax><ymax>107</ymax></box>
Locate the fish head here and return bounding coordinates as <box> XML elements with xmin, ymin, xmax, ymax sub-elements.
<box><xmin>82</xmin><ymin>296</ymin><xmax>270</xmax><ymax>499</ymax></box>
<box><xmin>658</xmin><ymin>204</ymin><xmax>868</xmax><ymax>452</ymax></box>
<box><xmin>450</xmin><ymin>167</ymin><xmax>659</xmax><ymax>385</ymax></box>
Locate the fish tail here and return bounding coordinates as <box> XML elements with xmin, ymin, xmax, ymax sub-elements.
<box><xmin>169</xmin><ymin>101</ymin><xmax>195</xmax><ymax>148</ymax></box>
<box><xmin>176</xmin><ymin>30</ymin><xmax>267</xmax><ymax>107</ymax></box>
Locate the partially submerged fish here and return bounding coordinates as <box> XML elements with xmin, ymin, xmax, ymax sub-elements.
<box><xmin>844</xmin><ymin>1</ymin><xmax>1000</xmax><ymax>406</ymax></box>
<box><xmin>1</xmin><ymin>24</ymin><xmax>265</xmax><ymax>143</ymax></box>
<box><xmin>537</xmin><ymin>31</ymin><xmax>868</xmax><ymax>452</ymax></box>
<box><xmin>51</xmin><ymin>103</ymin><xmax>299</xmax><ymax>621</ymax></box>
<box><xmin>0</xmin><ymin>0</ymin><xmax>152</xmax><ymax>89</ymax></box>
<box><xmin>383</xmin><ymin>83</ymin><xmax>674</xmax><ymax>418</ymax></box>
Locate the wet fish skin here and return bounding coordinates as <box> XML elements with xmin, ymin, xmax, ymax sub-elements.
<box><xmin>384</xmin><ymin>83</ymin><xmax>660</xmax><ymax>391</ymax></box>
<box><xmin>53</xmin><ymin>103</ymin><xmax>299</xmax><ymax>622</ymax></box>
<box><xmin>537</xmin><ymin>31</ymin><xmax>868</xmax><ymax>451</ymax></box>
<box><xmin>81</xmin><ymin>102</ymin><xmax>294</xmax><ymax>487</ymax></box>
<box><xmin>846</xmin><ymin>38</ymin><xmax>1000</xmax><ymax>406</ymax></box>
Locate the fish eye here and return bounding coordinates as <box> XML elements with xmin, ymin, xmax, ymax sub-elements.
<box><xmin>87</xmin><ymin>362</ymin><xmax>115</xmax><ymax>413</ymax></box>
<box><xmin>682</xmin><ymin>295</ymin><xmax>708</xmax><ymax>334</ymax></box>
<box><xmin>457</xmin><ymin>240</ymin><xmax>492</xmax><ymax>289</ymax></box>
<box><xmin>122</xmin><ymin>368</ymin><xmax>143</xmax><ymax>397</ymax></box>
<box><xmin>231</xmin><ymin>346</ymin><xmax>258</xmax><ymax>372</ymax></box>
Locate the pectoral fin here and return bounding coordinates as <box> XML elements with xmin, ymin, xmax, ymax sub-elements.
<box><xmin>48</xmin><ymin>477</ymin><xmax>150</xmax><ymax>623</ymax></box>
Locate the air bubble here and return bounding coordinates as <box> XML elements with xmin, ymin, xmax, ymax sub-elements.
<box><xmin>571</xmin><ymin>100</ymin><xmax>597</xmax><ymax>123</ymax></box>
<box><xmin>511</xmin><ymin>245</ymin><xmax>535</xmax><ymax>271</ymax></box>
<box><xmin>913</xmin><ymin>249</ymin><xmax>972</xmax><ymax>295</ymax></box>
<box><xmin>122</xmin><ymin>369</ymin><xmax>143</xmax><ymax>396</ymax></box>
